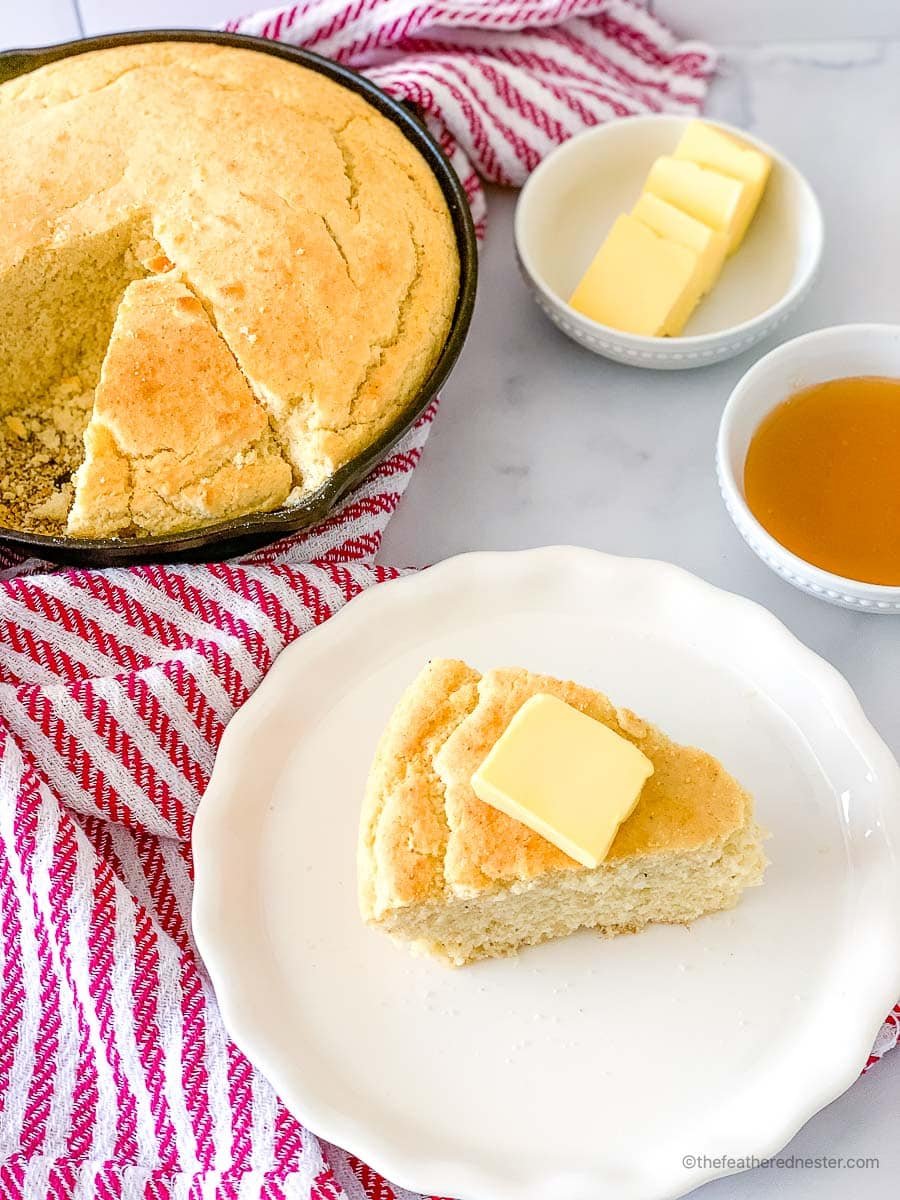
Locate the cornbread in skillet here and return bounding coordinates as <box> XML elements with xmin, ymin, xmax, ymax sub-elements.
<box><xmin>359</xmin><ymin>659</ymin><xmax>767</xmax><ymax>965</ymax></box>
<box><xmin>0</xmin><ymin>42</ymin><xmax>459</xmax><ymax>537</ymax></box>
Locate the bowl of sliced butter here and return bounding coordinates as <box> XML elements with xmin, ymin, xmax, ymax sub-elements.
<box><xmin>514</xmin><ymin>115</ymin><xmax>823</xmax><ymax>369</ymax></box>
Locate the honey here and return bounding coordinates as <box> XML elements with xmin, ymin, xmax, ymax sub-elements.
<box><xmin>744</xmin><ymin>376</ymin><xmax>900</xmax><ymax>586</ymax></box>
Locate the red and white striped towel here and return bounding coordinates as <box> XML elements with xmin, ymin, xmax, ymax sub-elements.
<box><xmin>0</xmin><ymin>4</ymin><xmax>894</xmax><ymax>1198</ymax></box>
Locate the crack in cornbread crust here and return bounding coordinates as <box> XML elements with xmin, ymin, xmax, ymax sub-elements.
<box><xmin>0</xmin><ymin>42</ymin><xmax>458</xmax><ymax>536</ymax></box>
<box><xmin>359</xmin><ymin>660</ymin><xmax>767</xmax><ymax>963</ymax></box>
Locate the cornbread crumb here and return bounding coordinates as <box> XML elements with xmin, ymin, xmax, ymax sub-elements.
<box><xmin>0</xmin><ymin>385</ymin><xmax>92</xmax><ymax>534</ymax></box>
<box><xmin>32</xmin><ymin>485</ymin><xmax>74</xmax><ymax>524</ymax></box>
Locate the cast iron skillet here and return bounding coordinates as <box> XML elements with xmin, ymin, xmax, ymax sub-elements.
<box><xmin>0</xmin><ymin>30</ymin><xmax>478</xmax><ymax>565</ymax></box>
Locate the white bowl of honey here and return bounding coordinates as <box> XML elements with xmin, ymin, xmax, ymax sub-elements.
<box><xmin>717</xmin><ymin>324</ymin><xmax>900</xmax><ymax>612</ymax></box>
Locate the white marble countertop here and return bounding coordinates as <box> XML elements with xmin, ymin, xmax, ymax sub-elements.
<box><xmin>4</xmin><ymin>3</ymin><xmax>900</xmax><ymax>1198</ymax></box>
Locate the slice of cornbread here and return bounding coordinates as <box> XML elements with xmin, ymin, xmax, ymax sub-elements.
<box><xmin>358</xmin><ymin>660</ymin><xmax>767</xmax><ymax>966</ymax></box>
<box><xmin>68</xmin><ymin>275</ymin><xmax>293</xmax><ymax>537</ymax></box>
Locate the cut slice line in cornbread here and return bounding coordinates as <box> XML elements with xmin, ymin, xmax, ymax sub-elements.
<box><xmin>358</xmin><ymin>659</ymin><xmax>768</xmax><ymax>966</ymax></box>
<box><xmin>674</xmin><ymin>121</ymin><xmax>771</xmax><ymax>249</ymax></box>
<box><xmin>644</xmin><ymin>156</ymin><xmax>757</xmax><ymax>256</ymax></box>
<box><xmin>632</xmin><ymin>191</ymin><xmax>727</xmax><ymax>301</ymax></box>
<box><xmin>568</xmin><ymin>213</ymin><xmax>704</xmax><ymax>336</ymax></box>
<box><xmin>471</xmin><ymin>693</ymin><xmax>654</xmax><ymax>868</ymax></box>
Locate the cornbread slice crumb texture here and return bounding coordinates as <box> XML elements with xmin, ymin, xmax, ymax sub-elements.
<box><xmin>359</xmin><ymin>660</ymin><xmax>767</xmax><ymax>966</ymax></box>
<box><xmin>0</xmin><ymin>42</ymin><xmax>459</xmax><ymax>538</ymax></box>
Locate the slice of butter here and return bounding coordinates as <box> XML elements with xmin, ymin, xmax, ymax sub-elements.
<box><xmin>568</xmin><ymin>213</ymin><xmax>704</xmax><ymax>336</ymax></box>
<box><xmin>471</xmin><ymin>693</ymin><xmax>654</xmax><ymax>869</ymax></box>
<box><xmin>674</xmin><ymin>121</ymin><xmax>771</xmax><ymax>250</ymax></box>
<box><xmin>644</xmin><ymin>156</ymin><xmax>757</xmax><ymax>256</ymax></box>
<box><xmin>632</xmin><ymin>191</ymin><xmax>727</xmax><ymax>300</ymax></box>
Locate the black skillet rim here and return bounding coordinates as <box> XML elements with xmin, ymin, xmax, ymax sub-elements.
<box><xmin>0</xmin><ymin>29</ymin><xmax>478</xmax><ymax>565</ymax></box>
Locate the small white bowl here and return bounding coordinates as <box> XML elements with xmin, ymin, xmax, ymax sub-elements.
<box><xmin>514</xmin><ymin>114</ymin><xmax>824</xmax><ymax>369</ymax></box>
<box><xmin>717</xmin><ymin>323</ymin><xmax>900</xmax><ymax>612</ymax></box>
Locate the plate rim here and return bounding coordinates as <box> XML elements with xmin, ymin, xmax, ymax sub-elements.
<box><xmin>192</xmin><ymin>546</ymin><xmax>900</xmax><ymax>1200</ymax></box>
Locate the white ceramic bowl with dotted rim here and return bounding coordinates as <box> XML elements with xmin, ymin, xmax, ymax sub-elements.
<box><xmin>514</xmin><ymin>114</ymin><xmax>824</xmax><ymax>369</ymax></box>
<box><xmin>717</xmin><ymin>323</ymin><xmax>900</xmax><ymax>612</ymax></box>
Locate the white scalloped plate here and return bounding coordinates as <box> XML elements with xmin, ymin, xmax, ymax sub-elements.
<box><xmin>192</xmin><ymin>548</ymin><xmax>900</xmax><ymax>1200</ymax></box>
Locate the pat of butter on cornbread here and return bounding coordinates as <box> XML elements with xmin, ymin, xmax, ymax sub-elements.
<box><xmin>358</xmin><ymin>659</ymin><xmax>767</xmax><ymax>966</ymax></box>
<box><xmin>472</xmin><ymin>693</ymin><xmax>654</xmax><ymax>868</ymax></box>
<box><xmin>568</xmin><ymin>120</ymin><xmax>771</xmax><ymax>337</ymax></box>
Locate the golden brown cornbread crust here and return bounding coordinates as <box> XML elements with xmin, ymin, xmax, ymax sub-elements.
<box><xmin>0</xmin><ymin>42</ymin><xmax>459</xmax><ymax>536</ymax></box>
<box><xmin>359</xmin><ymin>659</ymin><xmax>755</xmax><ymax>921</ymax></box>
<box><xmin>360</xmin><ymin>659</ymin><xmax>481</xmax><ymax>921</ymax></box>
<box><xmin>67</xmin><ymin>275</ymin><xmax>293</xmax><ymax>536</ymax></box>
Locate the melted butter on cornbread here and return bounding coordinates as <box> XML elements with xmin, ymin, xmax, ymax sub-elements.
<box><xmin>0</xmin><ymin>43</ymin><xmax>458</xmax><ymax>537</ymax></box>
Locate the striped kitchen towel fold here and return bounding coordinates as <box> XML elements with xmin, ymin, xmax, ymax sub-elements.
<box><xmin>2</xmin><ymin>6</ymin><xmax>885</xmax><ymax>1200</ymax></box>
